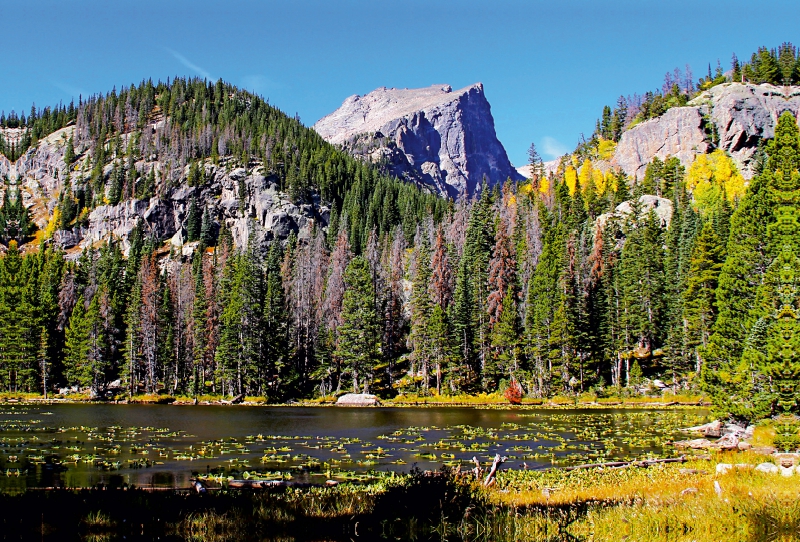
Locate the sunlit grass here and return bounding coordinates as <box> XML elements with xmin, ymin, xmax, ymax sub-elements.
<box><xmin>481</xmin><ymin>452</ymin><xmax>800</xmax><ymax>541</ymax></box>
<box><xmin>752</xmin><ymin>424</ymin><xmax>777</xmax><ymax>448</ymax></box>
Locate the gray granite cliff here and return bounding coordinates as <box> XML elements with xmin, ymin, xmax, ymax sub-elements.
<box><xmin>313</xmin><ymin>84</ymin><xmax>523</xmax><ymax>198</ymax></box>
<box><xmin>613</xmin><ymin>83</ymin><xmax>800</xmax><ymax>179</ymax></box>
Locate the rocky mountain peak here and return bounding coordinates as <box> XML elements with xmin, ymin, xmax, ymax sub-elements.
<box><xmin>313</xmin><ymin>83</ymin><xmax>521</xmax><ymax>198</ymax></box>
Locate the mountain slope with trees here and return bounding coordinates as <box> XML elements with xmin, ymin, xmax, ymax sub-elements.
<box><xmin>0</xmin><ymin>46</ymin><xmax>796</xmax><ymax>424</ymax></box>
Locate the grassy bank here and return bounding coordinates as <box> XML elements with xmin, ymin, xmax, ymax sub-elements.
<box><xmin>3</xmin><ymin>453</ymin><xmax>796</xmax><ymax>541</ymax></box>
<box><xmin>0</xmin><ymin>390</ymin><xmax>708</xmax><ymax>408</ymax></box>
<box><xmin>486</xmin><ymin>452</ymin><xmax>798</xmax><ymax>541</ymax></box>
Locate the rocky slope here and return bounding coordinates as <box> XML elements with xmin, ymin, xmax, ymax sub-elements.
<box><xmin>313</xmin><ymin>84</ymin><xmax>523</xmax><ymax>198</ymax></box>
<box><xmin>8</xmin><ymin>126</ymin><xmax>328</xmax><ymax>257</ymax></box>
<box><xmin>613</xmin><ymin>83</ymin><xmax>800</xmax><ymax>179</ymax></box>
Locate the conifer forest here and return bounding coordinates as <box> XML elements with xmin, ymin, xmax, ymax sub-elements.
<box><xmin>0</xmin><ymin>44</ymin><xmax>799</xmax><ymax>425</ymax></box>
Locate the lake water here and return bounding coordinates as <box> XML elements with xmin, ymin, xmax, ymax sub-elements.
<box><xmin>0</xmin><ymin>404</ymin><xmax>709</xmax><ymax>492</ymax></box>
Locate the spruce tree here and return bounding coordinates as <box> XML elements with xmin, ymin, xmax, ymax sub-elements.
<box><xmin>409</xmin><ymin>241</ymin><xmax>433</xmax><ymax>391</ymax></box>
<box><xmin>185</xmin><ymin>198</ymin><xmax>201</xmax><ymax>242</ymax></box>
<box><xmin>704</xmin><ymin>111</ymin><xmax>800</xmax><ymax>420</ymax></box>
<box><xmin>335</xmin><ymin>257</ymin><xmax>380</xmax><ymax>393</ymax></box>
<box><xmin>683</xmin><ymin>221</ymin><xmax>724</xmax><ymax>374</ymax></box>
<box><xmin>490</xmin><ymin>286</ymin><xmax>521</xmax><ymax>388</ymax></box>
<box><xmin>64</xmin><ymin>297</ymin><xmax>90</xmax><ymax>389</ymax></box>
<box><xmin>263</xmin><ymin>242</ymin><xmax>291</xmax><ymax>398</ymax></box>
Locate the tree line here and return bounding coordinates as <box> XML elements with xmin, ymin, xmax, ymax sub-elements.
<box><xmin>0</xmin><ymin>79</ymin><xmax>796</xmax><ymax>424</ymax></box>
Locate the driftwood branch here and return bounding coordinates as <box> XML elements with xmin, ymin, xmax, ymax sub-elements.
<box><xmin>483</xmin><ymin>454</ymin><xmax>508</xmax><ymax>487</ymax></box>
<box><xmin>471</xmin><ymin>456</ymin><xmax>482</xmax><ymax>480</ymax></box>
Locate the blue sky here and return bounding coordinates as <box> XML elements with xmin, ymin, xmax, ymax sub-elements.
<box><xmin>3</xmin><ymin>0</ymin><xmax>798</xmax><ymax>166</ymax></box>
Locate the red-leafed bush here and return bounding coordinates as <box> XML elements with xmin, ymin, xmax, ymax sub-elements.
<box><xmin>504</xmin><ymin>378</ymin><xmax>523</xmax><ymax>405</ymax></box>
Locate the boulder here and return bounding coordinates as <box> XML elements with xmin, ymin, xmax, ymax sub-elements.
<box><xmin>673</xmin><ymin>438</ymin><xmax>714</xmax><ymax>450</ymax></box>
<box><xmin>754</xmin><ymin>462</ymin><xmax>779</xmax><ymax>474</ymax></box>
<box><xmin>597</xmin><ymin>195</ymin><xmax>674</xmax><ymax>232</ymax></box>
<box><xmin>313</xmin><ymin>83</ymin><xmax>524</xmax><ymax>197</ymax></box>
<box><xmin>715</xmin><ymin>463</ymin><xmax>732</xmax><ymax>475</ymax></box>
<box><xmin>685</xmin><ymin>420</ymin><xmax>723</xmax><ymax>438</ymax></box>
<box><xmin>336</xmin><ymin>393</ymin><xmax>380</xmax><ymax>406</ymax></box>
<box><xmin>713</xmin><ymin>434</ymin><xmax>740</xmax><ymax>451</ymax></box>
<box><xmin>722</xmin><ymin>423</ymin><xmax>747</xmax><ymax>439</ymax></box>
<box><xmin>775</xmin><ymin>453</ymin><xmax>799</xmax><ymax>468</ymax></box>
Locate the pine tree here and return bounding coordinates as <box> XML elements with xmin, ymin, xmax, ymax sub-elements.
<box><xmin>463</xmin><ymin>184</ymin><xmax>495</xmax><ymax>385</ymax></box>
<box><xmin>409</xmin><ymin>240</ymin><xmax>434</xmax><ymax>391</ymax></box>
<box><xmin>704</xmin><ymin>111</ymin><xmax>800</xmax><ymax>420</ymax></box>
<box><xmin>335</xmin><ymin>257</ymin><xmax>380</xmax><ymax>393</ymax></box>
<box><xmin>263</xmin><ymin>242</ymin><xmax>291</xmax><ymax>398</ymax></box>
<box><xmin>683</xmin><ymin>221</ymin><xmax>724</xmax><ymax>374</ymax></box>
<box><xmin>185</xmin><ymin>198</ymin><xmax>201</xmax><ymax>242</ymax></box>
<box><xmin>216</xmin><ymin>243</ymin><xmax>264</xmax><ymax>396</ymax></box>
<box><xmin>525</xmin><ymin>220</ymin><xmax>563</xmax><ymax>396</ymax></box>
<box><xmin>64</xmin><ymin>296</ymin><xmax>90</xmax><ymax>389</ymax></box>
<box><xmin>490</xmin><ymin>286</ymin><xmax>521</xmax><ymax>388</ymax></box>
<box><xmin>108</xmin><ymin>161</ymin><xmax>123</xmax><ymax>205</ymax></box>
<box><xmin>451</xmin><ymin>253</ymin><xmax>476</xmax><ymax>389</ymax></box>
<box><xmin>64</xmin><ymin>135</ymin><xmax>75</xmax><ymax>166</ymax></box>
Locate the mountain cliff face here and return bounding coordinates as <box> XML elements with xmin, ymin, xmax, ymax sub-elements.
<box><xmin>6</xmin><ymin>125</ymin><xmax>328</xmax><ymax>257</ymax></box>
<box><xmin>313</xmin><ymin>84</ymin><xmax>523</xmax><ymax>198</ymax></box>
<box><xmin>613</xmin><ymin>83</ymin><xmax>800</xmax><ymax>179</ymax></box>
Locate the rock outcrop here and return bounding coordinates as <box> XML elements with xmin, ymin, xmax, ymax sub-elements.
<box><xmin>78</xmin><ymin>167</ymin><xmax>328</xmax><ymax>256</ymax></box>
<box><xmin>313</xmin><ymin>84</ymin><xmax>523</xmax><ymax>198</ymax></box>
<box><xmin>596</xmin><ymin>195</ymin><xmax>674</xmax><ymax>230</ymax></box>
<box><xmin>613</xmin><ymin>83</ymin><xmax>800</xmax><ymax>179</ymax></box>
<box><xmin>7</xmin><ymin>127</ymin><xmax>328</xmax><ymax>256</ymax></box>
<box><xmin>614</xmin><ymin>107</ymin><xmax>710</xmax><ymax>180</ymax></box>
<box><xmin>701</xmin><ymin>83</ymin><xmax>800</xmax><ymax>167</ymax></box>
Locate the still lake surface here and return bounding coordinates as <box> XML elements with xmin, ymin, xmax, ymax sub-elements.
<box><xmin>0</xmin><ymin>404</ymin><xmax>709</xmax><ymax>492</ymax></box>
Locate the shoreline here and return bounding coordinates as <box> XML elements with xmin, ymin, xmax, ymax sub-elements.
<box><xmin>0</xmin><ymin>395</ymin><xmax>711</xmax><ymax>409</ymax></box>
<box><xmin>0</xmin><ymin>453</ymin><xmax>793</xmax><ymax>541</ymax></box>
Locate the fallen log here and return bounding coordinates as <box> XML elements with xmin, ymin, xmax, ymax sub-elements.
<box><xmin>562</xmin><ymin>456</ymin><xmax>686</xmax><ymax>471</ymax></box>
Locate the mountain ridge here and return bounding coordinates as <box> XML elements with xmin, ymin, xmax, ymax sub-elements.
<box><xmin>313</xmin><ymin>83</ymin><xmax>523</xmax><ymax>198</ymax></box>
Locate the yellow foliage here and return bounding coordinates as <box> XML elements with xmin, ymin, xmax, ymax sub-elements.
<box><xmin>518</xmin><ymin>182</ymin><xmax>533</xmax><ymax>195</ymax></box>
<box><xmin>44</xmin><ymin>207</ymin><xmax>60</xmax><ymax>239</ymax></box>
<box><xmin>597</xmin><ymin>138</ymin><xmax>617</xmax><ymax>160</ymax></box>
<box><xmin>507</xmin><ymin>194</ymin><xmax>517</xmax><ymax>206</ymax></box>
<box><xmin>593</xmin><ymin>169</ymin><xmax>606</xmax><ymax>194</ymax></box>
<box><xmin>539</xmin><ymin>176</ymin><xmax>550</xmax><ymax>195</ymax></box>
<box><xmin>604</xmin><ymin>171</ymin><xmax>615</xmax><ymax>194</ymax></box>
<box><xmin>686</xmin><ymin>150</ymin><xmax>745</xmax><ymax>212</ymax></box>
<box><xmin>564</xmin><ymin>166</ymin><xmax>578</xmax><ymax>195</ymax></box>
<box><xmin>578</xmin><ymin>160</ymin><xmax>593</xmax><ymax>192</ymax></box>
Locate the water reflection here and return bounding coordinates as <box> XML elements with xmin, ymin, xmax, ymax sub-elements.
<box><xmin>0</xmin><ymin>404</ymin><xmax>709</xmax><ymax>491</ymax></box>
